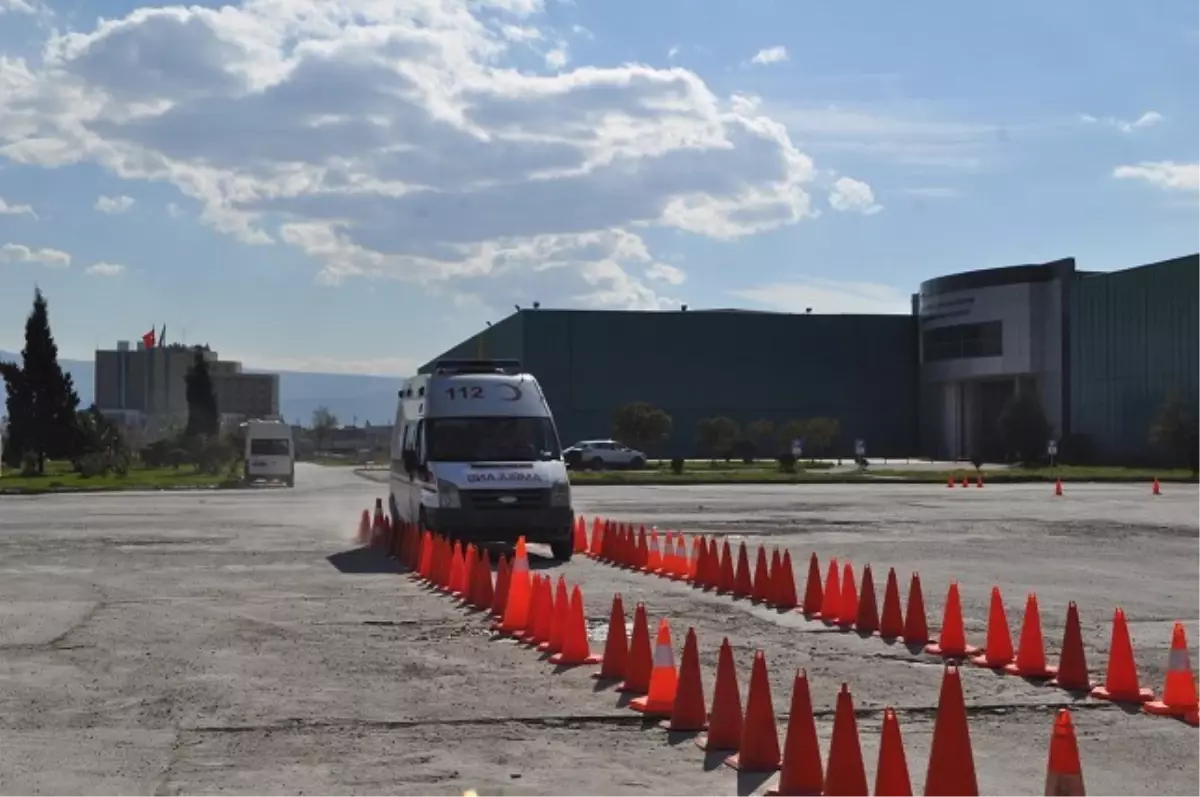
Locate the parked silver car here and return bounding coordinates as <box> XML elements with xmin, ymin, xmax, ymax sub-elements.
<box><xmin>563</xmin><ymin>439</ymin><xmax>648</xmax><ymax>470</ymax></box>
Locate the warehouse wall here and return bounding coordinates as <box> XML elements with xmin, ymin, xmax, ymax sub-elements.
<box><xmin>1069</xmin><ymin>255</ymin><xmax>1199</xmax><ymax>463</ymax></box>
<box><xmin>522</xmin><ymin>309</ymin><xmax>919</xmax><ymax>457</ymax></box>
<box><xmin>418</xmin><ymin>313</ymin><xmax>525</xmax><ymax>373</ymax></box>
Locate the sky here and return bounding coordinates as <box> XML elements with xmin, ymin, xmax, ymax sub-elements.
<box><xmin>0</xmin><ymin>0</ymin><xmax>1197</xmax><ymax>377</ymax></box>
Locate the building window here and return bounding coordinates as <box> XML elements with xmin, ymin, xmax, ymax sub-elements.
<box><xmin>922</xmin><ymin>320</ymin><xmax>1003</xmax><ymax>362</ymax></box>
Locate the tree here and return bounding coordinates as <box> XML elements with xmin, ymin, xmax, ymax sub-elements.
<box><xmin>695</xmin><ymin>416</ymin><xmax>740</xmax><ymax>461</ymax></box>
<box><xmin>184</xmin><ymin>349</ymin><xmax>220</xmax><ymax>440</ymax></box>
<box><xmin>776</xmin><ymin>419</ymin><xmax>809</xmax><ymax>456</ymax></box>
<box><xmin>745</xmin><ymin>419</ymin><xmax>775</xmax><ymax>457</ymax></box>
<box><xmin>311</xmin><ymin>405</ymin><xmax>339</xmax><ymax>452</ymax></box>
<box><xmin>997</xmin><ymin>388</ymin><xmax>1051</xmax><ymax>465</ymax></box>
<box><xmin>1149</xmin><ymin>391</ymin><xmax>1199</xmax><ymax>471</ymax></box>
<box><xmin>3</xmin><ymin>290</ymin><xmax>81</xmax><ymax>473</ymax></box>
<box><xmin>803</xmin><ymin>417</ymin><xmax>840</xmax><ymax>458</ymax></box>
<box><xmin>611</xmin><ymin>401</ymin><xmax>672</xmax><ymax>455</ymax></box>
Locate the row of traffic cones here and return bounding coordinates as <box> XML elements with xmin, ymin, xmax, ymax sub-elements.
<box><xmin>942</xmin><ymin>474</ymin><xmax>1166</xmax><ymax>497</ymax></box>
<box><xmin>359</xmin><ymin>503</ymin><xmax>1110</xmax><ymax>792</ymax></box>
<box><xmin>578</xmin><ymin>515</ymin><xmax>1199</xmax><ymax>726</ymax></box>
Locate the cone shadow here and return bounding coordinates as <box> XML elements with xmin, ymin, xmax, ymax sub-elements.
<box><xmin>735</xmin><ymin>771</ymin><xmax>774</xmax><ymax>796</ymax></box>
<box><xmin>326</xmin><ymin>547</ymin><xmax>404</xmax><ymax>574</ymax></box>
<box><xmin>664</xmin><ymin>729</ymin><xmax>702</xmax><ymax>747</ymax></box>
<box><xmin>591</xmin><ymin>676</ymin><xmax>621</xmax><ymax>692</ymax></box>
<box><xmin>701</xmin><ymin>749</ymin><xmax>730</xmax><ymax>772</ymax></box>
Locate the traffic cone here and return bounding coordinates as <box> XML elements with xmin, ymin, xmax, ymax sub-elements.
<box><xmin>520</xmin><ymin>575</ymin><xmax>548</xmax><ymax>645</ymax></box>
<box><xmin>619</xmin><ymin>602</ymin><xmax>653</xmax><ymax>694</ymax></box>
<box><xmin>357</xmin><ymin>509</ymin><xmax>370</xmax><ymax>544</ymax></box>
<box><xmin>692</xmin><ymin>538</ymin><xmax>712</xmax><ymax>589</ymax></box>
<box><xmin>836</xmin><ymin>561</ymin><xmax>858</xmax><ymax>629</ymax></box>
<box><xmin>1152</xmin><ymin>477</ymin><xmax>1161</xmax><ymax>496</ymax></box>
<box><xmin>573</xmin><ymin>517</ymin><xmax>586</xmax><ymax>552</ymax></box>
<box><xmin>969</xmin><ymin>587</ymin><xmax>1014</xmax><ymax>669</ymax></box>
<box><xmin>539</xmin><ymin>576</ymin><xmax>570</xmax><ymax>654</ymax></box>
<box><xmin>855</xmin><ymin>564</ymin><xmax>879</xmax><ymax>634</ymax></box>
<box><xmin>976</xmin><ymin>473</ymin><xmax>983</xmax><ymax>488</ymax></box>
<box><xmin>1050</xmin><ymin>602</ymin><xmax>1093</xmax><ymax>691</ymax></box>
<box><xmin>823</xmin><ymin>684</ymin><xmax>868</xmax><ymax>796</ymax></box>
<box><xmin>490</xmin><ymin>556</ymin><xmax>510</xmax><ymax>618</ymax></box>
<box><xmin>593</xmin><ymin>593</ymin><xmax>629</xmax><ymax>681</ymax></box>
<box><xmin>1005</xmin><ymin>593</ymin><xmax>1057</xmax><ymax>679</ymax></box>
<box><xmin>548</xmin><ymin>587</ymin><xmax>602</xmax><ymax>666</ymax></box>
<box><xmin>496</xmin><ymin>538</ymin><xmax>532</xmax><ymax>634</ymax></box>
<box><xmin>1054</xmin><ymin>478</ymin><xmax>1063</xmax><ymax>496</ymax></box>
<box><xmin>696</xmin><ymin>638</ymin><xmax>743</xmax><ymax>752</ymax></box>
<box><xmin>947</xmin><ymin>474</ymin><xmax>954</xmax><ymax>488</ymax></box>
<box><xmin>646</xmin><ymin>532</ymin><xmax>663</xmax><ymax>573</ymax></box>
<box><xmin>925</xmin><ymin>582</ymin><xmax>978</xmax><ymax>658</ymax></box>
<box><xmin>767</xmin><ymin>548</ymin><xmax>784</xmax><ymax>604</ymax></box>
<box><xmin>665</xmin><ymin>628</ymin><xmax>707</xmax><ymax>732</ymax></box>
<box><xmin>717</xmin><ymin>541</ymin><xmax>736</xmax><ymax>593</ymax></box>
<box><xmin>1144</xmin><ymin>622</ymin><xmax>1199</xmax><ymax>719</ymax></box>
<box><xmin>767</xmin><ymin>670</ymin><xmax>822</xmax><ymax>797</ymax></box>
<box><xmin>447</xmin><ymin>541</ymin><xmax>465</xmax><ymax>595</ymax></box>
<box><xmin>802</xmin><ymin>553</ymin><xmax>823</xmax><ymax>617</ymax></box>
<box><xmin>630</xmin><ymin>619</ymin><xmax>678</xmax><ymax>716</ymax></box>
<box><xmin>879</xmin><ymin>567</ymin><xmax>905</xmax><ymax>640</ymax></box>
<box><xmin>902</xmin><ymin>573</ymin><xmax>929</xmax><ymax>646</ymax></box>
<box><xmin>588</xmin><ymin>521</ymin><xmax>602</xmax><ymax>557</ymax></box>
<box><xmin>734</xmin><ymin>542</ymin><xmax>754</xmax><ymax>598</ymax></box>
<box><xmin>924</xmin><ymin>665</ymin><xmax>979</xmax><ymax>796</ymax></box>
<box><xmin>635</xmin><ymin>526</ymin><xmax>649</xmax><ymax>570</ymax></box>
<box><xmin>874</xmin><ymin>707</ymin><xmax>913</xmax><ymax>797</ymax></box>
<box><xmin>753</xmin><ymin>546</ymin><xmax>773</xmax><ymax>603</ymax></box>
<box><xmin>960</xmin><ymin>476</ymin><xmax>968</xmax><ymax>488</ymax></box>
<box><xmin>705</xmin><ymin>538</ymin><xmax>722</xmax><ymax>588</ymax></box>
<box><xmin>688</xmin><ymin>536</ymin><xmax>703</xmax><ymax>582</ymax></box>
<box><xmin>775</xmin><ymin>551</ymin><xmax>799</xmax><ymax>610</ymax></box>
<box><xmin>725</xmin><ymin>651</ymin><xmax>781</xmax><ymax>772</ymax></box>
<box><xmin>1091</xmin><ymin>608</ymin><xmax>1154</xmax><ymax>703</ymax></box>
<box><xmin>672</xmin><ymin>535</ymin><xmax>689</xmax><ymax>580</ymax></box>
<box><xmin>417</xmin><ymin>531</ymin><xmax>433</xmax><ymax>580</ymax></box>
<box><xmin>459</xmin><ymin>544</ymin><xmax>477</xmax><ymax>602</ymax></box>
<box><xmin>475</xmin><ymin>549</ymin><xmax>494</xmax><ymax>613</ymax></box>
<box><xmin>820</xmin><ymin>558</ymin><xmax>842</xmax><ymax>622</ymax></box>
<box><xmin>1044</xmin><ymin>708</ymin><xmax>1085</xmax><ymax>796</ymax></box>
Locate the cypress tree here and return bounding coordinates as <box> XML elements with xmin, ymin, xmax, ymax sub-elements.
<box><xmin>184</xmin><ymin>349</ymin><xmax>220</xmax><ymax>439</ymax></box>
<box><xmin>15</xmin><ymin>290</ymin><xmax>81</xmax><ymax>473</ymax></box>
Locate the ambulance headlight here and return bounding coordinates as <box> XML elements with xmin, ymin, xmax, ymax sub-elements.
<box><xmin>550</xmin><ymin>480</ymin><xmax>571</xmax><ymax>507</ymax></box>
<box><xmin>437</xmin><ymin>479</ymin><xmax>461</xmax><ymax>509</ymax></box>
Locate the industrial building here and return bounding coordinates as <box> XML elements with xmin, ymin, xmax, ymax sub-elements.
<box><xmin>423</xmin><ymin>253</ymin><xmax>1198</xmax><ymax>464</ymax></box>
<box><xmin>95</xmin><ymin>340</ymin><xmax>280</xmax><ymax>439</ymax></box>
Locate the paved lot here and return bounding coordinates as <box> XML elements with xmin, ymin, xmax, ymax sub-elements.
<box><xmin>0</xmin><ymin>465</ymin><xmax>1196</xmax><ymax>795</ymax></box>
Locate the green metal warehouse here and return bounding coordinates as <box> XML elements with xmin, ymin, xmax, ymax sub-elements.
<box><xmin>423</xmin><ymin>253</ymin><xmax>1198</xmax><ymax>464</ymax></box>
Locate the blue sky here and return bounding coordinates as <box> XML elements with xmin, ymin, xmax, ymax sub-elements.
<box><xmin>1</xmin><ymin>0</ymin><xmax>1196</xmax><ymax>375</ymax></box>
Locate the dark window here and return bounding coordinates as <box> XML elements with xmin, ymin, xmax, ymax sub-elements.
<box><xmin>426</xmin><ymin>417</ymin><xmax>562</xmax><ymax>462</ymax></box>
<box><xmin>250</xmin><ymin>438</ymin><xmax>290</xmax><ymax>456</ymax></box>
<box><xmin>922</xmin><ymin>321</ymin><xmax>1003</xmax><ymax>362</ymax></box>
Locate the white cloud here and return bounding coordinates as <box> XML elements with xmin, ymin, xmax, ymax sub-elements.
<box><xmin>0</xmin><ymin>0</ymin><xmax>36</xmax><ymax>15</ymax></box>
<box><xmin>645</xmin><ymin>262</ymin><xmax>685</xmax><ymax>285</ymax></box>
<box><xmin>749</xmin><ymin>46</ymin><xmax>789</xmax><ymax>66</ymax></box>
<box><xmin>227</xmin><ymin>352</ymin><xmax>420</xmax><ymax>377</ymax></box>
<box><xmin>0</xmin><ymin>196</ymin><xmax>36</xmax><ymax>218</ymax></box>
<box><xmin>667</xmin><ymin>45</ymin><xmax>680</xmax><ymax>60</ymax></box>
<box><xmin>544</xmin><ymin>47</ymin><xmax>568</xmax><ymax>69</ymax></box>
<box><xmin>828</xmin><ymin>176</ymin><xmax>883</xmax><ymax>214</ymax></box>
<box><xmin>1112</xmin><ymin>161</ymin><xmax>1199</xmax><ymax>191</ymax></box>
<box><xmin>86</xmin><ymin>261</ymin><xmax>126</xmax><ymax>277</ymax></box>
<box><xmin>730</xmin><ymin>277</ymin><xmax>911</xmax><ymax>315</ymax></box>
<box><xmin>898</xmin><ymin>187</ymin><xmax>959</xmax><ymax>198</ymax></box>
<box><xmin>1081</xmin><ymin>111</ymin><xmax>1163</xmax><ymax>133</ymax></box>
<box><xmin>94</xmin><ymin>195</ymin><xmax>135</xmax><ymax>214</ymax></box>
<box><xmin>166</xmin><ymin>202</ymin><xmax>184</xmax><ymax>218</ymax></box>
<box><xmin>0</xmin><ymin>0</ymin><xmax>868</xmax><ymax>312</ymax></box>
<box><xmin>0</xmin><ymin>241</ymin><xmax>70</xmax><ymax>266</ymax></box>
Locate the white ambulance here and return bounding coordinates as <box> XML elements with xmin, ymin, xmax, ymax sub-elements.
<box><xmin>389</xmin><ymin>359</ymin><xmax>575</xmax><ymax>560</ymax></box>
<box><xmin>242</xmin><ymin>419</ymin><xmax>295</xmax><ymax>487</ymax></box>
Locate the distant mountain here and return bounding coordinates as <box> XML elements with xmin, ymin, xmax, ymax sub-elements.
<box><xmin>0</xmin><ymin>351</ymin><xmax>402</xmax><ymax>426</ymax></box>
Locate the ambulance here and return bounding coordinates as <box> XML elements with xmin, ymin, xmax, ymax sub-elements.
<box><xmin>389</xmin><ymin>360</ymin><xmax>575</xmax><ymax>560</ymax></box>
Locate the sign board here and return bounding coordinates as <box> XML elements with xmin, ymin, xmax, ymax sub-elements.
<box><xmin>1047</xmin><ymin>440</ymin><xmax>1058</xmax><ymax>457</ymax></box>
<box><xmin>791</xmin><ymin>438</ymin><xmax>804</xmax><ymax>457</ymax></box>
<box><xmin>854</xmin><ymin>438</ymin><xmax>865</xmax><ymax>457</ymax></box>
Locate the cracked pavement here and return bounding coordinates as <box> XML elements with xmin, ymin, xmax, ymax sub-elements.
<box><xmin>0</xmin><ymin>464</ymin><xmax>1196</xmax><ymax>795</ymax></box>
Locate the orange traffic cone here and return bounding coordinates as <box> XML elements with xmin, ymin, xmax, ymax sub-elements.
<box><xmin>775</xmin><ymin>551</ymin><xmax>799</xmax><ymax>610</ymax></box>
<box><xmin>548</xmin><ymin>587</ymin><xmax>601</xmax><ymax>666</ymax></box>
<box><xmin>1144</xmin><ymin>622</ymin><xmax>1199</xmax><ymax>720</ymax></box>
<box><xmin>475</xmin><ymin>549</ymin><xmax>494</xmax><ymax>613</ymax></box>
<box><xmin>496</xmin><ymin>538</ymin><xmax>532</xmax><ymax>634</ymax></box>
<box><xmin>925</xmin><ymin>582</ymin><xmax>978</xmax><ymax>658</ymax></box>
<box><xmin>752</xmin><ymin>546</ymin><xmax>773</xmax><ymax>603</ymax></box>
<box><xmin>767</xmin><ymin>670</ymin><xmax>822</xmax><ymax>797</ymax></box>
<box><xmin>767</xmin><ymin>548</ymin><xmax>783</xmax><ymax>604</ymax></box>
<box><xmin>705</xmin><ymin>538</ymin><xmax>722</xmax><ymax>588</ymax></box>
<box><xmin>519</xmin><ymin>575</ymin><xmax>548</xmax><ymax>645</ymax></box>
<box><xmin>823</xmin><ymin>684</ymin><xmax>868</xmax><ymax>796</ymax></box>
<box><xmin>801</xmin><ymin>553</ymin><xmax>823</xmax><ymax>617</ymax></box>
<box><xmin>960</xmin><ymin>476</ymin><xmax>968</xmax><ymax>488</ymax></box>
<box><xmin>733</xmin><ymin>542</ymin><xmax>754</xmax><ymax>598</ymax></box>
<box><xmin>1005</xmin><ymin>593</ymin><xmax>1057</xmax><ymax>679</ymax></box>
<box><xmin>646</xmin><ymin>532</ymin><xmax>663</xmax><ymax>574</ymax></box>
<box><xmin>725</xmin><ymin>651</ymin><xmax>781</xmax><ymax>772</ymax></box>
<box><xmin>947</xmin><ymin>474</ymin><xmax>954</xmax><ymax>488</ymax></box>
<box><xmin>902</xmin><ymin>573</ymin><xmax>929</xmax><ymax>645</ymax></box>
<box><xmin>573</xmin><ymin>517</ymin><xmax>588</xmax><ymax>552</ymax></box>
<box><xmin>539</xmin><ymin>576</ymin><xmax>570</xmax><ymax>654</ymax></box>
<box><xmin>717</xmin><ymin>541</ymin><xmax>736</xmax><ymax>593</ymax></box>
<box><xmin>357</xmin><ymin>509</ymin><xmax>370</xmax><ymax>544</ymax></box>
<box><xmin>970</xmin><ymin>587</ymin><xmax>1014</xmax><ymax>669</ymax></box>
<box><xmin>1091</xmin><ymin>608</ymin><xmax>1154</xmax><ymax>703</ymax></box>
<box><xmin>619</xmin><ymin>603</ymin><xmax>653</xmax><ymax>694</ymax></box>
<box><xmin>836</xmin><ymin>561</ymin><xmax>858</xmax><ymax>629</ymax></box>
<box><xmin>593</xmin><ymin>594</ymin><xmax>628</xmax><ymax>681</ymax></box>
<box><xmin>976</xmin><ymin>473</ymin><xmax>983</xmax><ymax>488</ymax></box>
<box><xmin>1152</xmin><ymin>477</ymin><xmax>1161</xmax><ymax>496</ymax></box>
<box><xmin>696</xmin><ymin>637</ymin><xmax>743</xmax><ymax>752</ymax></box>
<box><xmin>924</xmin><ymin>664</ymin><xmax>979</xmax><ymax>796</ymax></box>
<box><xmin>874</xmin><ymin>707</ymin><xmax>913</xmax><ymax>797</ymax></box>
<box><xmin>1044</xmin><ymin>708</ymin><xmax>1085</xmax><ymax>796</ymax></box>
<box><xmin>1054</xmin><ymin>478</ymin><xmax>1063</xmax><ymax>496</ymax></box>
<box><xmin>819</xmin><ymin>558</ymin><xmax>842</xmax><ymax>622</ymax></box>
<box><xmin>665</xmin><ymin>628</ymin><xmax>707</xmax><ymax>732</ymax></box>
<box><xmin>490</xmin><ymin>556</ymin><xmax>510</xmax><ymax>618</ymax></box>
<box><xmin>630</xmin><ymin>619</ymin><xmax>678</xmax><ymax>716</ymax></box>
<box><xmin>855</xmin><ymin>564</ymin><xmax>879</xmax><ymax>635</ymax></box>
<box><xmin>878</xmin><ymin>567</ymin><xmax>905</xmax><ymax>640</ymax></box>
<box><xmin>1050</xmin><ymin>601</ymin><xmax>1093</xmax><ymax>691</ymax></box>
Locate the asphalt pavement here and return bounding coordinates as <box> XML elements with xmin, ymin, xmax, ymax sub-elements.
<box><xmin>0</xmin><ymin>464</ymin><xmax>1195</xmax><ymax>795</ymax></box>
